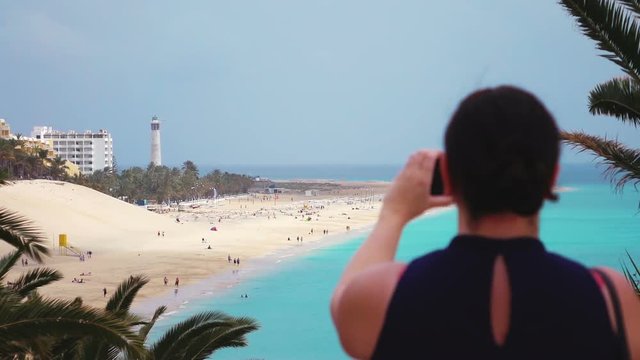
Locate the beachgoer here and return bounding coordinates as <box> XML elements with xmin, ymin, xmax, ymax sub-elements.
<box><xmin>233</xmin><ymin>258</ymin><xmax>237</xmax><ymax>265</ymax></box>
<box><xmin>158</xmin><ymin>231</ymin><xmax>160</xmax><ymax>237</ymax></box>
<box><xmin>207</xmin><ymin>245</ymin><xmax>211</xmax><ymax>250</ymax></box>
<box><xmin>228</xmin><ymin>254</ymin><xmax>231</xmax><ymax>263</ymax></box>
<box><xmin>162</xmin><ymin>231</ymin><xmax>165</xmax><ymax>237</ymax></box>
<box><xmin>175</xmin><ymin>277</ymin><xmax>179</xmax><ymax>287</ymax></box>
<box><xmin>288</xmin><ymin>237</ymin><xmax>291</xmax><ymax>241</ymax></box>
<box><xmin>164</xmin><ymin>276</ymin><xmax>168</xmax><ymax>286</ymax></box>
<box><xmin>330</xmin><ymin>86</ymin><xmax>640</xmax><ymax>359</ymax></box>
<box><xmin>237</xmin><ymin>258</ymin><xmax>240</xmax><ymax>265</ymax></box>
<box><xmin>103</xmin><ymin>288</ymin><xmax>107</xmax><ymax>297</ymax></box>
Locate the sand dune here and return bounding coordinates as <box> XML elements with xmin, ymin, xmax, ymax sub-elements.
<box><xmin>0</xmin><ymin>180</ymin><xmax>385</xmax><ymax>308</ymax></box>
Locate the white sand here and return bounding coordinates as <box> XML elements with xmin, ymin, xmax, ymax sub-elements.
<box><xmin>0</xmin><ymin>180</ymin><xmax>386</xmax><ymax>307</ymax></box>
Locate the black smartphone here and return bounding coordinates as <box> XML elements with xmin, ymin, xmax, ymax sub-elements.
<box><xmin>430</xmin><ymin>159</ymin><xmax>444</xmax><ymax>195</ymax></box>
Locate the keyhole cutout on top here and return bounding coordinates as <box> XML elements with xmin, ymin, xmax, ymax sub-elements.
<box><xmin>491</xmin><ymin>255</ymin><xmax>511</xmax><ymax>347</ymax></box>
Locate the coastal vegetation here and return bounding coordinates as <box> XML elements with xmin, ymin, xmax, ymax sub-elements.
<box><xmin>559</xmin><ymin>0</ymin><xmax>640</xmax><ymax>292</ymax></box>
<box><xmin>0</xmin><ymin>138</ymin><xmax>255</xmax><ymax>203</ymax></box>
<box><xmin>0</xmin><ymin>138</ymin><xmax>68</xmax><ymax>182</ymax></box>
<box><xmin>84</xmin><ymin>161</ymin><xmax>255</xmax><ymax>204</ymax></box>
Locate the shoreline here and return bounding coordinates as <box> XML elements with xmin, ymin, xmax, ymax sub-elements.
<box><xmin>132</xmin><ymin>205</ymin><xmax>455</xmax><ymax>320</ymax></box>
<box><xmin>132</xmin><ymin>223</ymin><xmax>374</xmax><ymax>317</ymax></box>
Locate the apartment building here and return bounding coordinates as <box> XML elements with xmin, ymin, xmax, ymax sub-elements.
<box><xmin>0</xmin><ymin>119</ymin><xmax>11</xmax><ymax>139</ymax></box>
<box><xmin>31</xmin><ymin>126</ymin><xmax>114</xmax><ymax>175</ymax></box>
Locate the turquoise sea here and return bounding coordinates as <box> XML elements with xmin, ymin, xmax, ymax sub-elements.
<box><xmin>146</xmin><ymin>164</ymin><xmax>640</xmax><ymax>359</ymax></box>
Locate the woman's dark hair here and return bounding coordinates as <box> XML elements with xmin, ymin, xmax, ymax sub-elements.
<box><xmin>444</xmin><ymin>86</ymin><xmax>560</xmax><ymax>219</ymax></box>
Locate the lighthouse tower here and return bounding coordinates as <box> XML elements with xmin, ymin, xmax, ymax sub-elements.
<box><xmin>150</xmin><ymin>116</ymin><xmax>162</xmax><ymax>166</ymax></box>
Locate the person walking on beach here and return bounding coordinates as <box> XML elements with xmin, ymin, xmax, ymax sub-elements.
<box><xmin>164</xmin><ymin>276</ymin><xmax>168</xmax><ymax>286</ymax></box>
<box><xmin>331</xmin><ymin>86</ymin><xmax>640</xmax><ymax>359</ymax></box>
<box><xmin>175</xmin><ymin>277</ymin><xmax>179</xmax><ymax>287</ymax></box>
<box><xmin>228</xmin><ymin>254</ymin><xmax>231</xmax><ymax>263</ymax></box>
<box><xmin>103</xmin><ymin>288</ymin><xmax>107</xmax><ymax>297</ymax></box>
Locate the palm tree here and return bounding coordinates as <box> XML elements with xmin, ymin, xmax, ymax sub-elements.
<box><xmin>559</xmin><ymin>0</ymin><xmax>640</xmax><ymax>189</ymax></box>
<box><xmin>560</xmin><ymin>0</ymin><xmax>640</xmax><ymax>292</ymax></box>
<box><xmin>48</xmin><ymin>156</ymin><xmax>69</xmax><ymax>180</ymax></box>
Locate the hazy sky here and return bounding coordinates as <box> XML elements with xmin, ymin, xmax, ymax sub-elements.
<box><xmin>1</xmin><ymin>1</ymin><xmax>637</xmax><ymax>167</ymax></box>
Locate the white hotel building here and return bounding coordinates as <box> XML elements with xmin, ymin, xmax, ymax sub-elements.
<box><xmin>31</xmin><ymin>126</ymin><xmax>114</xmax><ymax>175</ymax></box>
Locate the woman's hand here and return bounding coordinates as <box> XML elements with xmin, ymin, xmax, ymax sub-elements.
<box><xmin>381</xmin><ymin>150</ymin><xmax>453</xmax><ymax>225</ymax></box>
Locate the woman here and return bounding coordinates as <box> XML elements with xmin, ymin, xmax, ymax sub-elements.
<box><xmin>331</xmin><ymin>86</ymin><xmax>640</xmax><ymax>359</ymax></box>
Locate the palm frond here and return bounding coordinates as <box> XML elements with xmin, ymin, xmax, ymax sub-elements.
<box><xmin>183</xmin><ymin>316</ymin><xmax>260</xmax><ymax>360</ymax></box>
<box><xmin>0</xmin><ymin>208</ymin><xmax>49</xmax><ymax>263</ymax></box>
<box><xmin>10</xmin><ymin>267</ymin><xmax>63</xmax><ymax>298</ymax></box>
<box><xmin>106</xmin><ymin>274</ymin><xmax>149</xmax><ymax>315</ymax></box>
<box><xmin>80</xmin><ymin>275</ymin><xmax>149</xmax><ymax>360</ymax></box>
<box><xmin>619</xmin><ymin>0</ymin><xmax>640</xmax><ymax>16</ymax></box>
<box><xmin>589</xmin><ymin>76</ymin><xmax>640</xmax><ymax>125</ymax></box>
<box><xmin>622</xmin><ymin>251</ymin><xmax>640</xmax><ymax>294</ymax></box>
<box><xmin>139</xmin><ymin>305</ymin><xmax>167</xmax><ymax>343</ymax></box>
<box><xmin>149</xmin><ymin>311</ymin><xmax>233</xmax><ymax>360</ymax></box>
<box><xmin>0</xmin><ymin>297</ymin><xmax>145</xmax><ymax>359</ymax></box>
<box><xmin>0</xmin><ymin>250</ymin><xmax>23</xmax><ymax>282</ymax></box>
<box><xmin>561</xmin><ymin>131</ymin><xmax>640</xmax><ymax>189</ymax></box>
<box><xmin>559</xmin><ymin>0</ymin><xmax>640</xmax><ymax>82</ymax></box>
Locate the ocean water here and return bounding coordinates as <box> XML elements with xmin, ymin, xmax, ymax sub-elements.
<box><xmin>146</xmin><ymin>165</ymin><xmax>640</xmax><ymax>359</ymax></box>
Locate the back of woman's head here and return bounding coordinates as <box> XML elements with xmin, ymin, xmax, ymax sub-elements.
<box><xmin>444</xmin><ymin>86</ymin><xmax>560</xmax><ymax>219</ymax></box>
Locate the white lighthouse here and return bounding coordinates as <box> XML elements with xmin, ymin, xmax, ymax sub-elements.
<box><xmin>150</xmin><ymin>116</ymin><xmax>162</xmax><ymax>166</ymax></box>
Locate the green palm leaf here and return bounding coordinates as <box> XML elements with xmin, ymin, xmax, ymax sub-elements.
<box><xmin>559</xmin><ymin>0</ymin><xmax>640</xmax><ymax>82</ymax></box>
<box><xmin>0</xmin><ymin>208</ymin><xmax>48</xmax><ymax>263</ymax></box>
<box><xmin>149</xmin><ymin>311</ymin><xmax>233</xmax><ymax>360</ymax></box>
<box><xmin>10</xmin><ymin>267</ymin><xmax>63</xmax><ymax>298</ymax></box>
<box><xmin>588</xmin><ymin>76</ymin><xmax>640</xmax><ymax>125</ymax></box>
<box><xmin>0</xmin><ymin>250</ymin><xmax>23</xmax><ymax>281</ymax></box>
<box><xmin>619</xmin><ymin>0</ymin><xmax>640</xmax><ymax>16</ymax></box>
<box><xmin>139</xmin><ymin>305</ymin><xmax>167</xmax><ymax>343</ymax></box>
<box><xmin>0</xmin><ymin>297</ymin><xmax>145</xmax><ymax>359</ymax></box>
<box><xmin>561</xmin><ymin>131</ymin><xmax>640</xmax><ymax>189</ymax></box>
<box><xmin>80</xmin><ymin>275</ymin><xmax>149</xmax><ymax>360</ymax></box>
<box><xmin>622</xmin><ymin>250</ymin><xmax>640</xmax><ymax>294</ymax></box>
<box><xmin>106</xmin><ymin>274</ymin><xmax>149</xmax><ymax>315</ymax></box>
<box><xmin>183</xmin><ymin>316</ymin><xmax>260</xmax><ymax>360</ymax></box>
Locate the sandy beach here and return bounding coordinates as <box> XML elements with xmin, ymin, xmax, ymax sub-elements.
<box><xmin>0</xmin><ymin>180</ymin><xmax>388</xmax><ymax>308</ymax></box>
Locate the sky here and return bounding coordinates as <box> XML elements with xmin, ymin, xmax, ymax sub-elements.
<box><xmin>1</xmin><ymin>1</ymin><xmax>637</xmax><ymax>167</ymax></box>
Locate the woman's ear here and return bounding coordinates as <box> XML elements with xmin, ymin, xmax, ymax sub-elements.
<box><xmin>439</xmin><ymin>153</ymin><xmax>453</xmax><ymax>197</ymax></box>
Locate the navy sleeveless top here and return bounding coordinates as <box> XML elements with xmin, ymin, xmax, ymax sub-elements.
<box><xmin>372</xmin><ymin>235</ymin><xmax>621</xmax><ymax>359</ymax></box>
